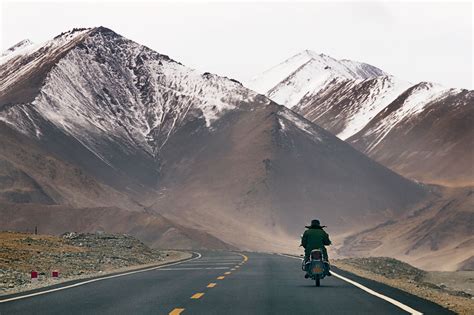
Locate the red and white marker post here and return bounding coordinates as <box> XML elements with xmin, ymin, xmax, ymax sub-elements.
<box><xmin>31</xmin><ymin>270</ymin><xmax>38</xmax><ymax>282</ymax></box>
<box><xmin>52</xmin><ymin>270</ymin><xmax>60</xmax><ymax>279</ymax></box>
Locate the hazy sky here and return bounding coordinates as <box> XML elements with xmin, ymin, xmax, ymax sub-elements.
<box><xmin>1</xmin><ymin>1</ymin><xmax>473</xmax><ymax>89</ymax></box>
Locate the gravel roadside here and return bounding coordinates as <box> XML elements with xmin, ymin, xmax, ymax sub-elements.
<box><xmin>334</xmin><ymin>257</ymin><xmax>473</xmax><ymax>315</ymax></box>
<box><xmin>0</xmin><ymin>231</ymin><xmax>192</xmax><ymax>297</ymax></box>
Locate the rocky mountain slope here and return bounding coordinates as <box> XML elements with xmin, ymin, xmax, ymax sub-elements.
<box><xmin>348</xmin><ymin>83</ymin><xmax>474</xmax><ymax>186</ymax></box>
<box><xmin>294</xmin><ymin>76</ymin><xmax>413</xmax><ymax>139</ymax></box>
<box><xmin>248</xmin><ymin>51</ymin><xmax>474</xmax><ymax>185</ymax></box>
<box><xmin>150</xmin><ymin>103</ymin><xmax>427</xmax><ymax>250</ymax></box>
<box><xmin>0</xmin><ymin>27</ymin><xmax>430</xmax><ymax>252</ymax></box>
<box><xmin>1</xmin><ymin>27</ymin><xmax>256</xmax><ymax>195</ymax></box>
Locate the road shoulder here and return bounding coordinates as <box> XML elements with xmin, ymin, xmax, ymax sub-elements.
<box><xmin>0</xmin><ymin>250</ymin><xmax>193</xmax><ymax>301</ymax></box>
<box><xmin>334</xmin><ymin>261</ymin><xmax>472</xmax><ymax>315</ymax></box>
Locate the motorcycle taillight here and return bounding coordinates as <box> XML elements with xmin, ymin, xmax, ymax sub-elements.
<box><xmin>311</xmin><ymin>250</ymin><xmax>322</xmax><ymax>260</ymax></box>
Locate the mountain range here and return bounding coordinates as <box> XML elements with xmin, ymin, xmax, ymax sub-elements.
<box><xmin>1</xmin><ymin>28</ymin><xmax>472</xmax><ymax>270</ymax></box>
<box><xmin>248</xmin><ymin>50</ymin><xmax>473</xmax><ymax>186</ymax></box>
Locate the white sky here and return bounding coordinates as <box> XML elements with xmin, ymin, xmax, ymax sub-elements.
<box><xmin>1</xmin><ymin>0</ymin><xmax>473</xmax><ymax>89</ymax></box>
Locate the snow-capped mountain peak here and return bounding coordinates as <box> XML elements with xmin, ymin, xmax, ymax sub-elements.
<box><xmin>0</xmin><ymin>39</ymin><xmax>36</xmax><ymax>64</ymax></box>
<box><xmin>247</xmin><ymin>50</ymin><xmax>387</xmax><ymax>108</ymax></box>
<box><xmin>246</xmin><ymin>50</ymin><xmax>317</xmax><ymax>94</ymax></box>
<box><xmin>0</xmin><ymin>26</ymin><xmax>260</xmax><ymax>167</ymax></box>
<box><xmin>1</xmin><ymin>39</ymin><xmax>33</xmax><ymax>56</ymax></box>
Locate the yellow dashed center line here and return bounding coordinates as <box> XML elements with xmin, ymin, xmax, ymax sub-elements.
<box><xmin>170</xmin><ymin>254</ymin><xmax>249</xmax><ymax>313</ymax></box>
<box><xmin>191</xmin><ymin>293</ymin><xmax>205</xmax><ymax>299</ymax></box>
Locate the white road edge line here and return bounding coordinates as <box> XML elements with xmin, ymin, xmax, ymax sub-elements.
<box><xmin>0</xmin><ymin>252</ymin><xmax>202</xmax><ymax>304</ymax></box>
<box><xmin>278</xmin><ymin>253</ymin><xmax>423</xmax><ymax>315</ymax></box>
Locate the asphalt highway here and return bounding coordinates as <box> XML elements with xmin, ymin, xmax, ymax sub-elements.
<box><xmin>0</xmin><ymin>251</ymin><xmax>453</xmax><ymax>314</ymax></box>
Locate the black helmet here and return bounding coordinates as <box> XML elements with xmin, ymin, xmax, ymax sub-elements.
<box><xmin>305</xmin><ymin>219</ymin><xmax>322</xmax><ymax>228</ymax></box>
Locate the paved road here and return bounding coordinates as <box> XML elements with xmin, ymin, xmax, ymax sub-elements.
<box><xmin>0</xmin><ymin>251</ymin><xmax>453</xmax><ymax>314</ymax></box>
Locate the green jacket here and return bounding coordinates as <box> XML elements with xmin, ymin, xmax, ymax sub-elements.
<box><xmin>301</xmin><ymin>227</ymin><xmax>331</xmax><ymax>251</ymax></box>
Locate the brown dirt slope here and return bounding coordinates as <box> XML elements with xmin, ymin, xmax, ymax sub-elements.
<box><xmin>0</xmin><ymin>122</ymin><xmax>145</xmax><ymax>210</ymax></box>
<box><xmin>153</xmin><ymin>103</ymin><xmax>428</xmax><ymax>252</ymax></box>
<box><xmin>338</xmin><ymin>186</ymin><xmax>474</xmax><ymax>271</ymax></box>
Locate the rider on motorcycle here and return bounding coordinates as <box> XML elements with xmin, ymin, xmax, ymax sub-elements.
<box><xmin>301</xmin><ymin>219</ymin><xmax>331</xmax><ymax>276</ymax></box>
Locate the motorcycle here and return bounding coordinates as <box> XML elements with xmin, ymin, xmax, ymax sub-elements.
<box><xmin>301</xmin><ymin>249</ymin><xmax>330</xmax><ymax>287</ymax></box>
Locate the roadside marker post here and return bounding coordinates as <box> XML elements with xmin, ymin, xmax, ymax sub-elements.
<box><xmin>52</xmin><ymin>270</ymin><xmax>60</xmax><ymax>279</ymax></box>
<box><xmin>31</xmin><ymin>271</ymin><xmax>38</xmax><ymax>282</ymax></box>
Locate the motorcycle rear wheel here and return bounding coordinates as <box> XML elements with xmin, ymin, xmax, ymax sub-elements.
<box><xmin>315</xmin><ymin>275</ymin><xmax>320</xmax><ymax>287</ymax></box>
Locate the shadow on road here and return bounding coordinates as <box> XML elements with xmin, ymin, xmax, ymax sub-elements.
<box><xmin>296</xmin><ymin>284</ymin><xmax>340</xmax><ymax>288</ymax></box>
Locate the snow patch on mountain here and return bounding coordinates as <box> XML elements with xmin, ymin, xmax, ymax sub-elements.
<box><xmin>0</xmin><ymin>39</ymin><xmax>36</xmax><ymax>63</ymax></box>
<box><xmin>0</xmin><ymin>103</ymin><xmax>42</xmax><ymax>138</ymax></box>
<box><xmin>2</xmin><ymin>39</ymin><xmax>33</xmax><ymax>55</ymax></box>
<box><xmin>0</xmin><ymin>29</ymin><xmax>90</xmax><ymax>92</ymax></box>
<box><xmin>335</xmin><ymin>77</ymin><xmax>413</xmax><ymax>139</ymax></box>
<box><xmin>267</xmin><ymin>58</ymin><xmax>339</xmax><ymax>108</ymax></box>
<box><xmin>339</xmin><ymin>59</ymin><xmax>387</xmax><ymax>79</ymax></box>
<box><xmin>278</xmin><ymin>118</ymin><xmax>287</xmax><ymax>131</ymax></box>
<box><xmin>365</xmin><ymin>82</ymin><xmax>460</xmax><ymax>152</ymax></box>
<box><xmin>279</xmin><ymin>108</ymin><xmax>322</xmax><ymax>142</ymax></box>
